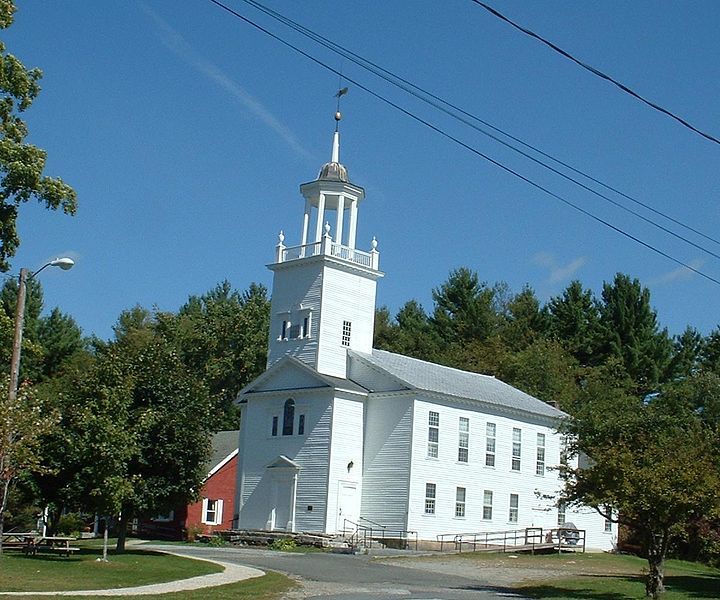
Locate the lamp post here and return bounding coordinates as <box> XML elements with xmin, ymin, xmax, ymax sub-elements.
<box><xmin>7</xmin><ymin>258</ymin><xmax>74</xmax><ymax>403</ymax></box>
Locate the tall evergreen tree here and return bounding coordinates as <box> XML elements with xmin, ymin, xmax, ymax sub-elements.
<box><xmin>545</xmin><ymin>280</ymin><xmax>601</xmax><ymax>366</ymax></box>
<box><xmin>598</xmin><ymin>273</ymin><xmax>671</xmax><ymax>395</ymax></box>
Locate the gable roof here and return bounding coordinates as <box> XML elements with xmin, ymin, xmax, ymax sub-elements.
<box><xmin>207</xmin><ymin>430</ymin><xmax>239</xmax><ymax>477</ymax></box>
<box><xmin>239</xmin><ymin>355</ymin><xmax>368</xmax><ymax>398</ymax></box>
<box><xmin>349</xmin><ymin>348</ymin><xmax>565</xmax><ymax>420</ymax></box>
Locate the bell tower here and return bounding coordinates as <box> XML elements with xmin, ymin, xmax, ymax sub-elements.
<box><xmin>266</xmin><ymin>108</ymin><xmax>383</xmax><ymax>379</ymax></box>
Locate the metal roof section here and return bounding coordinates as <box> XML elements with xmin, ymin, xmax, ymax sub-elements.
<box><xmin>349</xmin><ymin>348</ymin><xmax>566</xmax><ymax>420</ymax></box>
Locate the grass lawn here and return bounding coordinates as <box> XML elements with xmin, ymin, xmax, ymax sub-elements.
<box><xmin>504</xmin><ymin>552</ymin><xmax>720</xmax><ymax>599</ymax></box>
<box><xmin>0</xmin><ymin>547</ymin><xmax>222</xmax><ymax>592</ymax></box>
<box><xmin>0</xmin><ymin>544</ymin><xmax>296</xmax><ymax>600</ymax></box>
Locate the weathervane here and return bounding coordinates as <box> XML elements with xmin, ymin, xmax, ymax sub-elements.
<box><xmin>334</xmin><ymin>86</ymin><xmax>348</xmax><ymax>131</ymax></box>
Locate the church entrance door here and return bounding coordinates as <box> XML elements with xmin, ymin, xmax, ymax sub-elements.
<box><xmin>268</xmin><ymin>469</ymin><xmax>298</xmax><ymax>531</ymax></box>
<box><xmin>335</xmin><ymin>481</ymin><xmax>358</xmax><ymax>532</ymax></box>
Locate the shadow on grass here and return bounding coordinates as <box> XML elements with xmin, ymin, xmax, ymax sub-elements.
<box><xmin>664</xmin><ymin>572</ymin><xmax>720</xmax><ymax>598</ymax></box>
<box><xmin>12</xmin><ymin>547</ymin><xmax>166</xmax><ymax>563</ymax></box>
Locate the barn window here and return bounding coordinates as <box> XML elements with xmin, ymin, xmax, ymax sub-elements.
<box><xmin>282</xmin><ymin>399</ymin><xmax>295</xmax><ymax>436</ymax></box>
<box><xmin>202</xmin><ymin>498</ymin><xmax>224</xmax><ymax>525</ymax></box>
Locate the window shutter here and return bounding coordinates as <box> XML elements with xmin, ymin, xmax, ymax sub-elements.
<box><xmin>216</xmin><ymin>499</ymin><xmax>224</xmax><ymax>525</ymax></box>
<box><xmin>201</xmin><ymin>498</ymin><xmax>209</xmax><ymax>524</ymax></box>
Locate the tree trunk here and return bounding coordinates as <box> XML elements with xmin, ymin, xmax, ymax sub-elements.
<box><xmin>645</xmin><ymin>531</ymin><xmax>669</xmax><ymax>598</ymax></box>
<box><xmin>0</xmin><ymin>478</ymin><xmax>12</xmax><ymax>557</ymax></box>
<box><xmin>115</xmin><ymin>513</ymin><xmax>128</xmax><ymax>554</ymax></box>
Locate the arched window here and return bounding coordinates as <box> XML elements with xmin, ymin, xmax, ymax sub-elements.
<box><xmin>282</xmin><ymin>398</ymin><xmax>295</xmax><ymax>436</ymax></box>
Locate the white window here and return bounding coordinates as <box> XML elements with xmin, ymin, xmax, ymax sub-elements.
<box><xmin>509</xmin><ymin>493</ymin><xmax>519</xmax><ymax>523</ymax></box>
<box><xmin>512</xmin><ymin>428</ymin><xmax>522</xmax><ymax>471</ymax></box>
<box><xmin>425</xmin><ymin>483</ymin><xmax>436</xmax><ymax>514</ymax></box>
<box><xmin>455</xmin><ymin>487</ymin><xmax>466</xmax><ymax>517</ymax></box>
<box><xmin>458</xmin><ymin>417</ymin><xmax>469</xmax><ymax>463</ymax></box>
<box><xmin>341</xmin><ymin>320</ymin><xmax>352</xmax><ymax>346</ymax></box>
<box><xmin>557</xmin><ymin>501</ymin><xmax>566</xmax><ymax>526</ymax></box>
<box><xmin>303</xmin><ymin>315</ymin><xmax>311</xmax><ymax>338</ymax></box>
<box><xmin>298</xmin><ymin>414</ymin><xmax>305</xmax><ymax>435</ymax></box>
<box><xmin>605</xmin><ymin>518</ymin><xmax>613</xmax><ymax>533</ymax></box>
<box><xmin>282</xmin><ymin>398</ymin><xmax>295</xmax><ymax>436</ymax></box>
<box><xmin>280</xmin><ymin>320</ymin><xmax>288</xmax><ymax>340</ymax></box>
<box><xmin>201</xmin><ymin>498</ymin><xmax>224</xmax><ymax>525</ymax></box>
<box><xmin>483</xmin><ymin>490</ymin><xmax>493</xmax><ymax>520</ymax></box>
<box><xmin>427</xmin><ymin>411</ymin><xmax>439</xmax><ymax>458</ymax></box>
<box><xmin>485</xmin><ymin>422</ymin><xmax>496</xmax><ymax>467</ymax></box>
<box><xmin>536</xmin><ymin>433</ymin><xmax>546</xmax><ymax>476</ymax></box>
<box><xmin>271</xmin><ymin>416</ymin><xmax>278</xmax><ymax>436</ymax></box>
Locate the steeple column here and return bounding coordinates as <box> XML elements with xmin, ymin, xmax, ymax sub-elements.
<box><xmin>335</xmin><ymin>195</ymin><xmax>345</xmax><ymax>244</ymax></box>
<box><xmin>315</xmin><ymin>193</ymin><xmax>327</xmax><ymax>242</ymax></box>
<box><xmin>301</xmin><ymin>199</ymin><xmax>311</xmax><ymax>246</ymax></box>
<box><xmin>348</xmin><ymin>199</ymin><xmax>358</xmax><ymax>249</ymax></box>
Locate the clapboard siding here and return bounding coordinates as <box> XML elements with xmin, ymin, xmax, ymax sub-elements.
<box><xmin>360</xmin><ymin>396</ymin><xmax>413</xmax><ymax>530</ymax></box>
<box><xmin>325</xmin><ymin>394</ymin><xmax>365</xmax><ymax>532</ymax></box>
<box><xmin>236</xmin><ymin>390</ymin><xmax>332</xmax><ymax>531</ymax></box>
<box><xmin>316</xmin><ymin>267</ymin><xmax>377</xmax><ymax>378</ymax></box>
<box><xmin>267</xmin><ymin>262</ymin><xmax>323</xmax><ymax>369</ymax></box>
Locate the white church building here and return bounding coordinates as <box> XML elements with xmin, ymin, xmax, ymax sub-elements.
<box><xmin>233</xmin><ymin>114</ymin><xmax>616</xmax><ymax>551</ymax></box>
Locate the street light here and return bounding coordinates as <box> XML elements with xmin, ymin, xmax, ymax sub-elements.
<box><xmin>7</xmin><ymin>258</ymin><xmax>75</xmax><ymax>403</ymax></box>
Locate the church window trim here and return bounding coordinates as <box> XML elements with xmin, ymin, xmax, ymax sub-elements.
<box><xmin>282</xmin><ymin>399</ymin><xmax>295</xmax><ymax>436</ymax></box>
<box><xmin>458</xmin><ymin>417</ymin><xmax>469</xmax><ymax>463</ymax></box>
<box><xmin>536</xmin><ymin>433</ymin><xmax>546</xmax><ymax>476</ymax></box>
<box><xmin>512</xmin><ymin>428</ymin><xmax>522</xmax><ymax>471</ymax></box>
<box><xmin>509</xmin><ymin>493</ymin><xmax>519</xmax><ymax>523</ymax></box>
<box><xmin>483</xmin><ymin>490</ymin><xmax>493</xmax><ymax>520</ymax></box>
<box><xmin>427</xmin><ymin>411</ymin><xmax>439</xmax><ymax>458</ymax></box>
<box><xmin>485</xmin><ymin>422</ymin><xmax>496</xmax><ymax>467</ymax></box>
<box><xmin>424</xmin><ymin>483</ymin><xmax>436</xmax><ymax>515</ymax></box>
<box><xmin>341</xmin><ymin>320</ymin><xmax>352</xmax><ymax>346</ymax></box>
<box><xmin>455</xmin><ymin>487</ymin><xmax>466</xmax><ymax>518</ymax></box>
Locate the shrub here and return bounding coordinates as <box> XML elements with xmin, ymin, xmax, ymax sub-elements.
<box><xmin>270</xmin><ymin>537</ymin><xmax>297</xmax><ymax>551</ymax></box>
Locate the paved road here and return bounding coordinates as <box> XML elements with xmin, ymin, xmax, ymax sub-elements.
<box><xmin>147</xmin><ymin>545</ymin><xmax>528</xmax><ymax>600</ymax></box>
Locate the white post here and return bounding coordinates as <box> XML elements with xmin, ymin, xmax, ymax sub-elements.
<box><xmin>335</xmin><ymin>195</ymin><xmax>345</xmax><ymax>244</ymax></box>
<box><xmin>301</xmin><ymin>199</ymin><xmax>311</xmax><ymax>246</ymax></box>
<box><xmin>370</xmin><ymin>237</ymin><xmax>379</xmax><ymax>270</ymax></box>
<box><xmin>315</xmin><ymin>193</ymin><xmax>326</xmax><ymax>242</ymax></box>
<box><xmin>322</xmin><ymin>222</ymin><xmax>332</xmax><ymax>255</ymax></box>
<box><xmin>348</xmin><ymin>200</ymin><xmax>358</xmax><ymax>249</ymax></box>
<box><xmin>275</xmin><ymin>231</ymin><xmax>285</xmax><ymax>263</ymax></box>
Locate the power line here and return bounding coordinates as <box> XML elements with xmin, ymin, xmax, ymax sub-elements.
<box><xmin>470</xmin><ymin>0</ymin><xmax>720</xmax><ymax>147</ymax></box>
<box><xmin>237</xmin><ymin>0</ymin><xmax>720</xmax><ymax>262</ymax></box>
<box><xmin>206</xmin><ymin>0</ymin><xmax>720</xmax><ymax>288</ymax></box>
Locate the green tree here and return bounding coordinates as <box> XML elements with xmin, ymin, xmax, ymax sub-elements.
<box><xmin>156</xmin><ymin>281</ymin><xmax>269</xmax><ymax>427</ymax></box>
<box><xmin>598</xmin><ymin>273</ymin><xmax>671</xmax><ymax>395</ymax></box>
<box><xmin>431</xmin><ymin>268</ymin><xmax>497</xmax><ymax>344</ymax></box>
<box><xmin>700</xmin><ymin>327</ymin><xmax>720</xmax><ymax>375</ymax></box>
<box><xmin>0</xmin><ymin>0</ymin><xmax>76</xmax><ymax>271</ymax></box>
<box><xmin>666</xmin><ymin>326</ymin><xmax>704</xmax><ymax>381</ymax></box>
<box><xmin>545</xmin><ymin>280</ymin><xmax>601</xmax><ymax>366</ymax></box>
<box><xmin>0</xmin><ymin>377</ymin><xmax>58</xmax><ymax>555</ymax></box>
<box><xmin>498</xmin><ymin>286</ymin><xmax>546</xmax><ymax>352</ymax></box>
<box><xmin>560</xmin><ymin>376</ymin><xmax>720</xmax><ymax>598</ymax></box>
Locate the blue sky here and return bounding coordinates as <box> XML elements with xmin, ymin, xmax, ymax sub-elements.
<box><xmin>7</xmin><ymin>1</ymin><xmax>720</xmax><ymax>340</ymax></box>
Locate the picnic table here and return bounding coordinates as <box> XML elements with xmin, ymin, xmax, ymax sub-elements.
<box><xmin>1</xmin><ymin>532</ymin><xmax>36</xmax><ymax>552</ymax></box>
<box><xmin>23</xmin><ymin>535</ymin><xmax>79</xmax><ymax>557</ymax></box>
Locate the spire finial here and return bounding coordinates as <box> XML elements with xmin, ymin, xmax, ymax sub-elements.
<box><xmin>332</xmin><ymin>87</ymin><xmax>348</xmax><ymax>162</ymax></box>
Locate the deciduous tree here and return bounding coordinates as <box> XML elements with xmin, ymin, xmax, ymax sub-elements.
<box><xmin>0</xmin><ymin>0</ymin><xmax>76</xmax><ymax>271</ymax></box>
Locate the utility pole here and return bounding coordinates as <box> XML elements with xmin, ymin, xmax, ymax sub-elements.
<box><xmin>7</xmin><ymin>267</ymin><xmax>28</xmax><ymax>404</ymax></box>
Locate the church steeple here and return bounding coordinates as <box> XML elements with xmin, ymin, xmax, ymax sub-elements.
<box><xmin>266</xmin><ymin>104</ymin><xmax>383</xmax><ymax>378</ymax></box>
